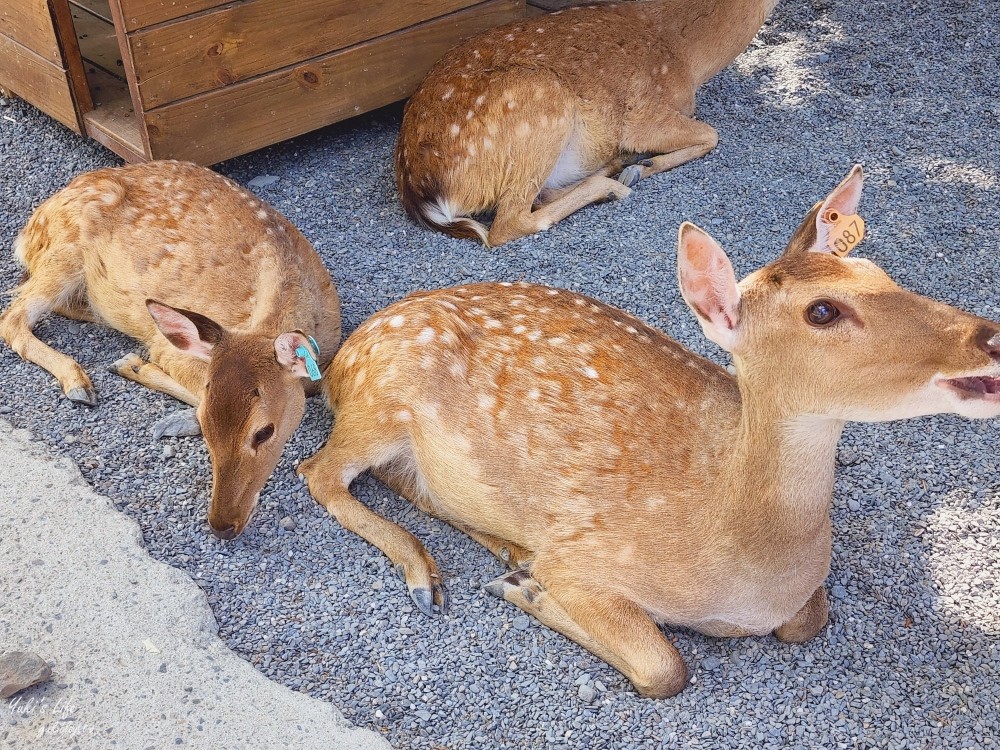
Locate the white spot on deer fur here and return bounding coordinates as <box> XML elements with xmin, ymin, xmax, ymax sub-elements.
<box><xmin>478</xmin><ymin>393</ymin><xmax>496</xmax><ymax>411</ymax></box>
<box><xmin>466</xmin><ymin>110</ymin><xmax>475</xmax><ymax>121</ymax></box>
<box><xmin>389</xmin><ymin>315</ymin><xmax>406</xmax><ymax>328</ymax></box>
<box><xmin>417</xmin><ymin>327</ymin><xmax>436</xmax><ymax>344</ymax></box>
<box><xmin>548</xmin><ymin>336</ymin><xmax>566</xmax><ymax>346</ymax></box>
<box><xmin>421</xmin><ymin>354</ymin><xmax>434</xmax><ymax>369</ymax></box>
<box><xmin>256</xmin><ymin>208</ymin><xmax>267</xmax><ymax>219</ymax></box>
<box><xmin>547</xmin><ymin>288</ymin><xmax>559</xmax><ymax>296</ymax></box>
<box><xmin>475</xmin><ymin>95</ymin><xmax>486</xmax><ymax>107</ymax></box>
<box><xmin>396</xmin><ymin>410</ymin><xmax>412</xmax><ymax>422</ymax></box>
<box><xmin>574</xmin><ymin>298</ymin><xmax>585</xmax><ymax>306</ymax></box>
<box><xmin>505</xmin><ymin>33</ymin><xmax>515</xmax><ymax>41</ymax></box>
<box><xmin>528</xmin><ymin>388</ymin><xmax>541</xmax><ymax>400</ymax></box>
<box><xmin>483</xmin><ymin>137</ymin><xmax>494</xmax><ymax>151</ymax></box>
<box><xmin>540</xmin><ymin>115</ymin><xmax>549</xmax><ymax>127</ymax></box>
<box><xmin>499</xmin><ymin>281</ymin><xmax>512</xmax><ymax>287</ymax></box>
<box><xmin>583</xmin><ymin>366</ymin><xmax>599</xmax><ymax>379</ymax></box>
<box><xmin>506</xmin><ymin>100</ymin><xmax>517</xmax><ymax>111</ymax></box>
<box><xmin>536</xmin><ymin>27</ymin><xmax>544</xmax><ymax>33</ymax></box>
<box><xmin>528</xmin><ymin>330</ymin><xmax>542</xmax><ymax>342</ymax></box>
<box><xmin>516</xmin><ymin>122</ymin><xmax>531</xmax><ymax>136</ymax></box>
<box><xmin>442</xmin><ymin>86</ymin><xmax>454</xmax><ymax>101</ymax></box>
<box><xmin>512</xmin><ymin>325</ymin><xmax>527</xmax><ymax>335</ymax></box>
<box><xmin>484</xmin><ymin>318</ymin><xmax>502</xmax><ymax>329</ymax></box>
<box><xmin>661</xmin><ymin>64</ymin><xmax>669</xmax><ymax>75</ymax></box>
<box><xmin>626</xmin><ymin>326</ymin><xmax>637</xmax><ymax>335</ymax></box>
<box><xmin>467</xmin><ymin>143</ymin><xmax>477</xmax><ymax>156</ymax></box>
<box><xmin>450</xmin><ymin>123</ymin><xmax>461</xmax><ymax>136</ymax></box>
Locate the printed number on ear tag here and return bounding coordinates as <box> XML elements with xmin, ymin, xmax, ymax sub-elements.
<box><xmin>295</xmin><ymin>345</ymin><xmax>323</xmax><ymax>381</ymax></box>
<box><xmin>822</xmin><ymin>209</ymin><xmax>865</xmax><ymax>257</ymax></box>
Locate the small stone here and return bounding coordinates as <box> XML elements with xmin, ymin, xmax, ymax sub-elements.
<box><xmin>63</xmin><ymin>434</ymin><xmax>77</xmax><ymax>445</ymax></box>
<box><xmin>512</xmin><ymin>615</ymin><xmax>531</xmax><ymax>631</ymax></box>
<box><xmin>371</xmin><ymin>580</ymin><xmax>384</xmax><ymax>591</ymax></box>
<box><xmin>163</xmin><ymin>445</ymin><xmax>177</xmax><ymax>458</ymax></box>
<box><xmin>818</xmin><ymin>52</ymin><xmax>830</xmax><ymax>63</ymax></box>
<box><xmin>847</xmin><ymin>498</ymin><xmax>861</xmax><ymax>512</ymax></box>
<box><xmin>278</xmin><ymin>516</ymin><xmax>296</xmax><ymax>531</ymax></box>
<box><xmin>248</xmin><ymin>175</ymin><xmax>279</xmax><ymax>188</ymax></box>
<box><xmin>0</xmin><ymin>652</ymin><xmax>52</xmax><ymax>698</ymax></box>
<box><xmin>838</xmin><ymin>447</ymin><xmax>859</xmax><ymax>465</ymax></box>
<box><xmin>701</xmin><ymin>656</ymin><xmax>721</xmax><ymax>670</ymax></box>
<box><xmin>891</xmin><ymin>145</ymin><xmax>903</xmax><ymax>157</ymax></box>
<box><xmin>831</xmin><ymin>585</ymin><xmax>848</xmax><ymax>599</ymax></box>
<box><xmin>415</xmin><ymin>709</ymin><xmax>431</xmax><ymax>722</ymax></box>
<box><xmin>0</xmin><ymin>406</ymin><xmax>12</xmax><ymax>414</ymax></box>
<box><xmin>593</xmin><ymin>680</ymin><xmax>607</xmax><ymax>693</ymax></box>
<box><xmin>573</xmin><ymin>673</ymin><xmax>590</xmax><ymax>686</ymax></box>
<box><xmin>887</xmin><ymin>179</ymin><xmax>898</xmax><ymax>187</ymax></box>
<box><xmin>578</xmin><ymin>684</ymin><xmax>596</xmax><ymax>703</ymax></box>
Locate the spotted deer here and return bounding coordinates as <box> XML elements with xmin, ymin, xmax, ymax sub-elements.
<box><xmin>395</xmin><ymin>0</ymin><xmax>780</xmax><ymax>247</ymax></box>
<box><xmin>0</xmin><ymin>161</ymin><xmax>341</xmax><ymax>540</ymax></box>
<box><xmin>299</xmin><ymin>166</ymin><xmax>1000</xmax><ymax>697</ymax></box>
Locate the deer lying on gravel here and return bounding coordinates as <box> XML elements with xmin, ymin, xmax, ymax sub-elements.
<box><xmin>299</xmin><ymin>165</ymin><xmax>1000</xmax><ymax>697</ymax></box>
<box><xmin>395</xmin><ymin>0</ymin><xmax>780</xmax><ymax>246</ymax></box>
<box><xmin>0</xmin><ymin>161</ymin><xmax>342</xmax><ymax>540</ymax></box>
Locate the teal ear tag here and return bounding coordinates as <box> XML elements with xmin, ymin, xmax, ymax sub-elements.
<box><xmin>295</xmin><ymin>345</ymin><xmax>322</xmax><ymax>381</ymax></box>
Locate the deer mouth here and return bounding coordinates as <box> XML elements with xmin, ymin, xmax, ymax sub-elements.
<box><xmin>942</xmin><ymin>375</ymin><xmax>1000</xmax><ymax>400</ymax></box>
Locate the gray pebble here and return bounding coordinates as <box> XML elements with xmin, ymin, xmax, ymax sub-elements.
<box><xmin>0</xmin><ymin>651</ymin><xmax>52</xmax><ymax>698</ymax></box>
<box><xmin>512</xmin><ymin>615</ymin><xmax>531</xmax><ymax>631</ymax></box>
<box><xmin>248</xmin><ymin>175</ymin><xmax>280</xmax><ymax>188</ymax></box>
<box><xmin>578</xmin><ymin>684</ymin><xmax>596</xmax><ymax>703</ymax></box>
<box><xmin>278</xmin><ymin>516</ymin><xmax>297</xmax><ymax>531</ymax></box>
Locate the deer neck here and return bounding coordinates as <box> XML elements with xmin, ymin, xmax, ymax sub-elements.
<box><xmin>718</xmin><ymin>382</ymin><xmax>845</xmax><ymax>539</ymax></box>
<box><xmin>654</xmin><ymin>0</ymin><xmax>780</xmax><ymax>85</ymax></box>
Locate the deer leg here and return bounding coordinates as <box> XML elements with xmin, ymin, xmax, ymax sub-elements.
<box><xmin>299</xmin><ymin>430</ymin><xmax>447</xmax><ymax>617</ymax></box>
<box><xmin>618</xmin><ymin>112</ymin><xmax>719</xmax><ymax>186</ymax></box>
<box><xmin>111</xmin><ymin>353</ymin><xmax>200</xmax><ymax>406</ymax></box>
<box><xmin>485</xmin><ymin>568</ymin><xmax>688</xmax><ymax>698</ymax></box>
<box><xmin>0</xmin><ymin>277</ymin><xmax>96</xmax><ymax>405</ymax></box>
<box><xmin>774</xmin><ymin>585</ymin><xmax>829</xmax><ymax>643</ymax></box>
<box><xmin>372</xmin><ymin>466</ymin><xmax>533</xmax><ymax>569</ymax></box>
<box><xmin>489</xmin><ymin>174</ymin><xmax>631</xmax><ymax>246</ymax></box>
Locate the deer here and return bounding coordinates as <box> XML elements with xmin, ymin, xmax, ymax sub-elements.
<box><xmin>394</xmin><ymin>0</ymin><xmax>781</xmax><ymax>247</ymax></box>
<box><xmin>298</xmin><ymin>165</ymin><xmax>1000</xmax><ymax>697</ymax></box>
<box><xmin>0</xmin><ymin>160</ymin><xmax>342</xmax><ymax>540</ymax></box>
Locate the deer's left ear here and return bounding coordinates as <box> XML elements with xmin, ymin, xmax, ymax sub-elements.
<box><xmin>785</xmin><ymin>165</ymin><xmax>865</xmax><ymax>257</ymax></box>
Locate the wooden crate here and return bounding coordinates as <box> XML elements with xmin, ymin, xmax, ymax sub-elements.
<box><xmin>0</xmin><ymin>0</ymin><xmax>525</xmax><ymax>164</ymax></box>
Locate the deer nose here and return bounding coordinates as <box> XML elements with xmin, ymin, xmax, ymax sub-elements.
<box><xmin>212</xmin><ymin>524</ymin><xmax>238</xmax><ymax>540</ymax></box>
<box><xmin>983</xmin><ymin>330</ymin><xmax>1000</xmax><ymax>359</ymax></box>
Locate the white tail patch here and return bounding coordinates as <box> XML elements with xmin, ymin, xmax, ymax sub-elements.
<box><xmin>420</xmin><ymin>197</ymin><xmax>490</xmax><ymax>245</ymax></box>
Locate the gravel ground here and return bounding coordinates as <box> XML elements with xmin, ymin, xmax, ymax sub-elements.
<box><xmin>1</xmin><ymin>1</ymin><xmax>998</xmax><ymax>748</ymax></box>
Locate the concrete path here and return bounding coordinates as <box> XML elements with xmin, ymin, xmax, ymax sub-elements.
<box><xmin>0</xmin><ymin>420</ymin><xmax>391</xmax><ymax>750</ymax></box>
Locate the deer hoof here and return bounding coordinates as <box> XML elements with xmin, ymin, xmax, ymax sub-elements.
<box><xmin>410</xmin><ymin>580</ymin><xmax>449</xmax><ymax>617</ymax></box>
<box><xmin>483</xmin><ymin>569</ymin><xmax>540</xmax><ymax>603</ymax></box>
<box><xmin>153</xmin><ymin>408</ymin><xmax>202</xmax><ymax>439</ymax></box>
<box><xmin>110</xmin><ymin>353</ymin><xmax>143</xmax><ymax>376</ymax></box>
<box><xmin>66</xmin><ymin>386</ymin><xmax>97</xmax><ymax>406</ymax></box>
<box><xmin>618</xmin><ymin>164</ymin><xmax>642</xmax><ymax>188</ymax></box>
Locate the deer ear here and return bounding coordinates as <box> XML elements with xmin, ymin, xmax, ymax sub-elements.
<box><xmin>677</xmin><ymin>222</ymin><xmax>740</xmax><ymax>352</ymax></box>
<box><xmin>785</xmin><ymin>165</ymin><xmax>865</xmax><ymax>256</ymax></box>
<box><xmin>146</xmin><ymin>300</ymin><xmax>224</xmax><ymax>361</ymax></box>
<box><xmin>274</xmin><ymin>331</ymin><xmax>314</xmax><ymax>378</ymax></box>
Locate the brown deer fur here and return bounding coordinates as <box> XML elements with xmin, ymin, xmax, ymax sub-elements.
<box><xmin>395</xmin><ymin>0</ymin><xmax>780</xmax><ymax>246</ymax></box>
<box><xmin>0</xmin><ymin>161</ymin><xmax>341</xmax><ymax>539</ymax></box>
<box><xmin>299</xmin><ymin>166</ymin><xmax>1000</xmax><ymax>697</ymax></box>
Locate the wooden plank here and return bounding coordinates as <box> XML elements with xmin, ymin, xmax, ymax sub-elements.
<box><xmin>0</xmin><ymin>32</ymin><xmax>80</xmax><ymax>131</ymax></box>
<box><xmin>70</xmin><ymin>0</ymin><xmax>113</xmax><ymax>23</ymax></box>
<box><xmin>0</xmin><ymin>0</ymin><xmax>63</xmax><ymax>63</ymax></box>
<box><xmin>128</xmin><ymin>0</ymin><xmax>485</xmax><ymax>109</ymax></box>
<box><xmin>52</xmin><ymin>0</ymin><xmax>94</xmax><ymax>114</ymax></box>
<box><xmin>106</xmin><ymin>0</ymin><xmax>151</xmax><ymax>155</ymax></box>
<box><xmin>116</xmin><ymin>0</ymin><xmax>231</xmax><ymax>31</ymax></box>
<box><xmin>83</xmin><ymin>64</ymin><xmax>146</xmax><ymax>161</ymax></box>
<box><xmin>71</xmin><ymin>4</ymin><xmax>123</xmax><ymax>77</ymax></box>
<box><xmin>144</xmin><ymin>0</ymin><xmax>524</xmax><ymax>164</ymax></box>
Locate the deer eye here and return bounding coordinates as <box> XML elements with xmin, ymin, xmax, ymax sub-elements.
<box><xmin>806</xmin><ymin>300</ymin><xmax>841</xmax><ymax>327</ymax></box>
<box><xmin>251</xmin><ymin>424</ymin><xmax>275</xmax><ymax>449</ymax></box>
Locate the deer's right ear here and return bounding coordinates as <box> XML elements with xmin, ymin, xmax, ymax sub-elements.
<box><xmin>146</xmin><ymin>300</ymin><xmax>224</xmax><ymax>362</ymax></box>
<box><xmin>785</xmin><ymin>165</ymin><xmax>865</xmax><ymax>256</ymax></box>
<box><xmin>677</xmin><ymin>223</ymin><xmax>740</xmax><ymax>352</ymax></box>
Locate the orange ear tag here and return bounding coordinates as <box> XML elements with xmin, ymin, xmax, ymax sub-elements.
<box><xmin>821</xmin><ymin>209</ymin><xmax>865</xmax><ymax>256</ymax></box>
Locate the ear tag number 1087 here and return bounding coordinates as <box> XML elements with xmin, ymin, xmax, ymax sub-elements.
<box><xmin>822</xmin><ymin>209</ymin><xmax>865</xmax><ymax>257</ymax></box>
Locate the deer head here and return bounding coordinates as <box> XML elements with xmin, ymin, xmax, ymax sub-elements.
<box><xmin>146</xmin><ymin>301</ymin><xmax>318</xmax><ymax>539</ymax></box>
<box><xmin>679</xmin><ymin>165</ymin><xmax>1000</xmax><ymax>424</ymax></box>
